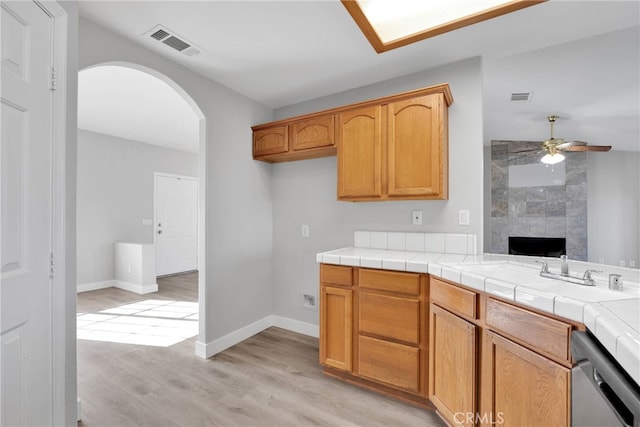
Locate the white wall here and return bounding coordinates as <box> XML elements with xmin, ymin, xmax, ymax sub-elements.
<box><xmin>76</xmin><ymin>129</ymin><xmax>198</xmax><ymax>286</ymax></box>
<box><xmin>588</xmin><ymin>151</ymin><xmax>640</xmax><ymax>267</ymax></box>
<box><xmin>79</xmin><ymin>18</ymin><xmax>274</xmax><ymax>348</ymax></box>
<box><xmin>271</xmin><ymin>57</ymin><xmax>483</xmax><ymax>324</ymax></box>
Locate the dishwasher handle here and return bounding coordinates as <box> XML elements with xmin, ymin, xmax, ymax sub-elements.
<box><xmin>572</xmin><ymin>331</ymin><xmax>640</xmax><ymax>426</ymax></box>
<box><xmin>593</xmin><ymin>367</ymin><xmax>635</xmax><ymax>426</ymax></box>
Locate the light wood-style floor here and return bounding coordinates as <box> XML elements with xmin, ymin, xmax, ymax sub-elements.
<box><xmin>77</xmin><ymin>273</ymin><xmax>444</xmax><ymax>426</ymax></box>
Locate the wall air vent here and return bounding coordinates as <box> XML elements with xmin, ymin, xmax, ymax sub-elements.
<box><xmin>510</xmin><ymin>92</ymin><xmax>533</xmax><ymax>102</ymax></box>
<box><xmin>144</xmin><ymin>25</ymin><xmax>203</xmax><ymax>57</ymax></box>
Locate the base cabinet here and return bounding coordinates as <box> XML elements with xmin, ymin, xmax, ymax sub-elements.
<box><xmin>318</xmin><ymin>266</ymin><xmax>576</xmax><ymax>425</ymax></box>
<box><xmin>429</xmin><ymin>303</ymin><xmax>477</xmax><ymax>427</ymax></box>
<box><xmin>481</xmin><ymin>331</ymin><xmax>570</xmax><ymax>427</ymax></box>
<box><xmin>319</xmin><ymin>265</ymin><xmax>353</xmax><ymax>372</ymax></box>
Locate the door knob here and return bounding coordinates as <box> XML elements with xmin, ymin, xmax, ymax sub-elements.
<box><xmin>157</xmin><ymin>230</ymin><xmax>162</xmax><ymax>234</ymax></box>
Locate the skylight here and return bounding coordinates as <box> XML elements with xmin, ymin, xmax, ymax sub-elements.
<box><xmin>342</xmin><ymin>0</ymin><xmax>546</xmax><ymax>53</ymax></box>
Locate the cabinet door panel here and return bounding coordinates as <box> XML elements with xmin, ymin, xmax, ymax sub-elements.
<box><xmin>387</xmin><ymin>94</ymin><xmax>445</xmax><ymax>197</ymax></box>
<box><xmin>253</xmin><ymin>125</ymin><xmax>288</xmax><ymax>157</ymax></box>
<box><xmin>429</xmin><ymin>304</ymin><xmax>477</xmax><ymax>427</ymax></box>
<box><xmin>358</xmin><ymin>335</ymin><xmax>419</xmax><ymax>393</ymax></box>
<box><xmin>320</xmin><ymin>286</ymin><xmax>352</xmax><ymax>371</ymax></box>
<box><xmin>337</xmin><ymin>106</ymin><xmax>382</xmax><ymax>198</ymax></box>
<box><xmin>482</xmin><ymin>331</ymin><xmax>569</xmax><ymax>427</ymax></box>
<box><xmin>359</xmin><ymin>292</ymin><xmax>419</xmax><ymax>344</ymax></box>
<box><xmin>291</xmin><ymin>114</ymin><xmax>335</xmax><ymax>151</ymax></box>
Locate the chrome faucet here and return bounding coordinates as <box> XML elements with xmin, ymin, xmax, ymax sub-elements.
<box><xmin>560</xmin><ymin>255</ymin><xmax>569</xmax><ymax>276</ymax></box>
<box><xmin>536</xmin><ymin>257</ymin><xmax>602</xmax><ymax>286</ymax></box>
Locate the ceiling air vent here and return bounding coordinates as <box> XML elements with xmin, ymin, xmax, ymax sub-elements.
<box><xmin>510</xmin><ymin>92</ymin><xmax>533</xmax><ymax>102</ymax></box>
<box><xmin>144</xmin><ymin>25</ymin><xmax>203</xmax><ymax>57</ymax></box>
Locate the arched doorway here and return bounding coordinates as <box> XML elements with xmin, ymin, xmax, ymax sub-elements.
<box><xmin>77</xmin><ymin>62</ymin><xmax>206</xmax><ymax>418</ymax></box>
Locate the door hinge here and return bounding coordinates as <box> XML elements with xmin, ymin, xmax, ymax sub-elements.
<box><xmin>49</xmin><ymin>252</ymin><xmax>56</xmax><ymax>277</ymax></box>
<box><xmin>50</xmin><ymin>67</ymin><xmax>57</xmax><ymax>91</ymax></box>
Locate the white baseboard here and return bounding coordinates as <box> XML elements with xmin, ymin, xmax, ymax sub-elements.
<box><xmin>272</xmin><ymin>316</ymin><xmax>319</xmax><ymax>338</ymax></box>
<box><xmin>76</xmin><ymin>280</ymin><xmax>114</xmax><ymax>293</ymax></box>
<box><xmin>195</xmin><ymin>316</ymin><xmax>273</xmax><ymax>359</ymax></box>
<box><xmin>194</xmin><ymin>315</ymin><xmax>318</xmax><ymax>359</ymax></box>
<box><xmin>114</xmin><ymin>280</ymin><xmax>158</xmax><ymax>295</ymax></box>
<box><xmin>77</xmin><ymin>280</ymin><xmax>158</xmax><ymax>294</ymax></box>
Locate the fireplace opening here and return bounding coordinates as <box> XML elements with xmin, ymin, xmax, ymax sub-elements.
<box><xmin>508</xmin><ymin>236</ymin><xmax>566</xmax><ymax>258</ymax></box>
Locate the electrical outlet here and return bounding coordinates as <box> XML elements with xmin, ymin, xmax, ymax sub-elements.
<box><xmin>303</xmin><ymin>294</ymin><xmax>316</xmax><ymax>310</ymax></box>
<box><xmin>620</xmin><ymin>260</ymin><xmax>626</xmax><ymax>267</ymax></box>
<box><xmin>630</xmin><ymin>261</ymin><xmax>636</xmax><ymax>268</ymax></box>
<box><xmin>598</xmin><ymin>258</ymin><xmax>605</xmax><ymax>264</ymax></box>
<box><xmin>412</xmin><ymin>210</ymin><xmax>423</xmax><ymax>225</ymax></box>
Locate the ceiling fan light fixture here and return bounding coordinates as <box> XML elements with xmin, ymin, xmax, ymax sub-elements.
<box><xmin>540</xmin><ymin>153</ymin><xmax>565</xmax><ymax>165</ymax></box>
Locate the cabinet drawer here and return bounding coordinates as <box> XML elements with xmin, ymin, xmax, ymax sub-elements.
<box><xmin>486</xmin><ymin>298</ymin><xmax>572</xmax><ymax>363</ymax></box>
<box><xmin>359</xmin><ymin>292</ymin><xmax>419</xmax><ymax>344</ymax></box>
<box><xmin>358</xmin><ymin>335</ymin><xmax>420</xmax><ymax>393</ymax></box>
<box><xmin>320</xmin><ymin>264</ymin><xmax>352</xmax><ymax>287</ymax></box>
<box><xmin>359</xmin><ymin>269</ymin><xmax>421</xmax><ymax>296</ymax></box>
<box><xmin>430</xmin><ymin>278</ymin><xmax>477</xmax><ymax>319</ymax></box>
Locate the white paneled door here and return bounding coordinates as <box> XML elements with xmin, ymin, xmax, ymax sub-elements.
<box><xmin>154</xmin><ymin>174</ymin><xmax>198</xmax><ymax>277</ymax></box>
<box><xmin>1</xmin><ymin>1</ymin><xmax>55</xmax><ymax>425</ymax></box>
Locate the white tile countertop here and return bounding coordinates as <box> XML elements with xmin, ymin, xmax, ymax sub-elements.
<box><xmin>317</xmin><ymin>237</ymin><xmax>640</xmax><ymax>387</ymax></box>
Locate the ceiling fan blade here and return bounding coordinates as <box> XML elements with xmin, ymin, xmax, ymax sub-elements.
<box><xmin>556</xmin><ymin>140</ymin><xmax>587</xmax><ymax>150</ymax></box>
<box><xmin>563</xmin><ymin>145</ymin><xmax>612</xmax><ymax>152</ymax></box>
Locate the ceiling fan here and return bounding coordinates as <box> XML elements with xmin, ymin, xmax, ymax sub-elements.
<box><xmin>512</xmin><ymin>115</ymin><xmax>612</xmax><ymax>165</ymax></box>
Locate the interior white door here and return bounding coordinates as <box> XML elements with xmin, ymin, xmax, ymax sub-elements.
<box><xmin>155</xmin><ymin>174</ymin><xmax>198</xmax><ymax>276</ymax></box>
<box><xmin>1</xmin><ymin>1</ymin><xmax>55</xmax><ymax>425</ymax></box>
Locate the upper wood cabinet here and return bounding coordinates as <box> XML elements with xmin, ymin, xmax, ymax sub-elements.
<box><xmin>338</xmin><ymin>88</ymin><xmax>451</xmax><ymax>201</ymax></box>
<box><xmin>291</xmin><ymin>115</ymin><xmax>335</xmax><ymax>151</ymax></box>
<box><xmin>337</xmin><ymin>105</ymin><xmax>382</xmax><ymax>198</ymax></box>
<box><xmin>387</xmin><ymin>95</ymin><xmax>447</xmax><ymax>198</ymax></box>
<box><xmin>252</xmin><ymin>114</ymin><xmax>337</xmax><ymax>162</ymax></box>
<box><xmin>251</xmin><ymin>84</ymin><xmax>452</xmax><ymax>201</ymax></box>
<box><xmin>253</xmin><ymin>125</ymin><xmax>288</xmax><ymax>157</ymax></box>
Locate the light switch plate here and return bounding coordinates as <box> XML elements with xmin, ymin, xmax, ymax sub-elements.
<box><xmin>458</xmin><ymin>210</ymin><xmax>470</xmax><ymax>226</ymax></box>
<box><xmin>301</xmin><ymin>224</ymin><xmax>309</xmax><ymax>237</ymax></box>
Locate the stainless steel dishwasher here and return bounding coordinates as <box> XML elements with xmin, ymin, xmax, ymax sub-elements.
<box><xmin>571</xmin><ymin>331</ymin><xmax>640</xmax><ymax>426</ymax></box>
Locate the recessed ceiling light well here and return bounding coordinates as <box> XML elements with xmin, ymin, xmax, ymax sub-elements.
<box><xmin>342</xmin><ymin>0</ymin><xmax>546</xmax><ymax>53</ymax></box>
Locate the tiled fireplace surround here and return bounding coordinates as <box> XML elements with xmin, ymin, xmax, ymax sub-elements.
<box><xmin>490</xmin><ymin>140</ymin><xmax>588</xmax><ymax>261</ymax></box>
